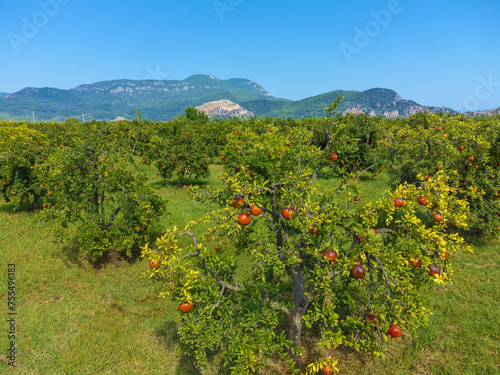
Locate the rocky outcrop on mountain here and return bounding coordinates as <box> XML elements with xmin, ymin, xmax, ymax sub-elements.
<box><xmin>343</xmin><ymin>107</ymin><xmax>365</xmax><ymax>115</ymax></box>
<box><xmin>2</xmin><ymin>87</ymin><xmax>39</xmax><ymax>99</ymax></box>
<box><xmin>195</xmin><ymin>100</ymin><xmax>254</xmax><ymax>119</ymax></box>
<box><xmin>463</xmin><ymin>107</ymin><xmax>500</xmax><ymax>117</ymax></box>
<box><xmin>342</xmin><ymin>99</ymin><xmax>451</xmax><ymax>119</ymax></box>
<box><xmin>0</xmin><ymin>74</ymin><xmax>495</xmax><ymax>122</ymax></box>
<box><xmin>336</xmin><ymin>88</ymin><xmax>453</xmax><ymax>118</ymax></box>
<box><xmin>68</xmin><ymin>74</ymin><xmax>270</xmax><ymax>97</ymax></box>
<box><xmin>393</xmin><ymin>101</ymin><xmax>451</xmax><ymax>118</ymax></box>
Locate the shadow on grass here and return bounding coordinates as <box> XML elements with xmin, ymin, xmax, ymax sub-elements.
<box><xmin>0</xmin><ymin>204</ymin><xmax>15</xmax><ymax>213</ymax></box>
<box><xmin>59</xmin><ymin>236</ymin><xmax>85</xmax><ymax>267</ymax></box>
<box><xmin>153</xmin><ymin>322</ymin><xmax>205</xmax><ymax>375</ymax></box>
<box><xmin>0</xmin><ymin>195</ymin><xmax>59</xmax><ymax>213</ymax></box>
<box><xmin>59</xmin><ymin>236</ymin><xmax>148</xmax><ymax>270</ymax></box>
<box><xmin>56</xmin><ymin>218</ymin><xmax>168</xmax><ymax>269</ymax></box>
<box><xmin>462</xmin><ymin>233</ymin><xmax>497</xmax><ymax>246</ymax></box>
<box><xmin>0</xmin><ymin>200</ymin><xmax>38</xmax><ymax>213</ymax></box>
<box><xmin>151</xmin><ymin>178</ymin><xmax>212</xmax><ymax>189</ymax></box>
<box><xmin>357</xmin><ymin>173</ymin><xmax>378</xmax><ymax>182</ymax></box>
<box><xmin>90</xmin><ymin>246</ymin><xmax>150</xmax><ymax>270</ymax></box>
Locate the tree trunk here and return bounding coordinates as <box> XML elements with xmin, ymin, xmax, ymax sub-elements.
<box><xmin>289</xmin><ymin>311</ymin><xmax>303</xmax><ymax>346</ymax></box>
<box><xmin>29</xmin><ymin>190</ymin><xmax>39</xmax><ymax>211</ymax></box>
<box><xmin>269</xmin><ymin>185</ymin><xmax>282</xmax><ymax>283</ymax></box>
<box><xmin>94</xmin><ymin>190</ymin><xmax>99</xmax><ymax>214</ymax></box>
<box><xmin>286</xmin><ymin>266</ymin><xmax>311</xmax><ymax>369</ymax></box>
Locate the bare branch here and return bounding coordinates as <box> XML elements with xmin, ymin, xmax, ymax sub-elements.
<box><xmin>209</xmin><ymin>285</ymin><xmax>226</xmax><ymax>316</ymax></box>
<box><xmin>262</xmin><ymin>288</ymin><xmax>268</xmax><ymax>304</ymax></box>
<box><xmin>366</xmin><ymin>253</ymin><xmax>374</xmax><ymax>309</ymax></box>
<box><xmin>118</xmin><ymin>184</ymin><xmax>128</xmax><ymax>194</ymax></box>
<box><xmin>327</xmin><ymin>269</ymin><xmax>341</xmax><ymax>279</ymax></box>
<box><xmin>374</xmin><ymin>228</ymin><xmax>397</xmax><ymax>233</ymax></box>
<box><xmin>436</xmin><ymin>246</ymin><xmax>443</xmax><ymax>276</ymax></box>
<box><xmin>178</xmin><ymin>231</ymin><xmax>199</xmax><ymax>248</ymax></box>
<box><xmin>424</xmin><ymin>139</ymin><xmax>432</xmax><ymax>154</ymax></box>
<box><xmin>259</xmin><ymin>210</ymin><xmax>275</xmax><ymax>228</ymax></box>
<box><xmin>104</xmin><ymin>206</ymin><xmax>122</xmax><ymax>230</ymax></box>
<box><xmin>381</xmin><ymin>124</ymin><xmax>395</xmax><ymax>144</ymax></box>
<box><xmin>130</xmin><ymin>133</ymin><xmax>140</xmax><ymax>156</ymax></box>
<box><xmin>373</xmin><ymin>256</ymin><xmax>394</xmax><ymax>299</ymax></box>
<box><xmin>372</xmin><ymin>256</ymin><xmax>407</xmax><ymax>316</ymax></box>
<box><xmin>352</xmin><ymin>164</ymin><xmax>376</xmax><ymax>184</ymax></box>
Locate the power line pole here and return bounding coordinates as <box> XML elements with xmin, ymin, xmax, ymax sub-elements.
<box><xmin>82</xmin><ymin>113</ymin><xmax>85</xmax><ymax>123</ymax></box>
<box><xmin>32</xmin><ymin>111</ymin><xmax>35</xmax><ymax>123</ymax></box>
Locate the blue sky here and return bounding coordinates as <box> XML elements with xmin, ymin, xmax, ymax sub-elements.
<box><xmin>1</xmin><ymin>0</ymin><xmax>499</xmax><ymax>111</ymax></box>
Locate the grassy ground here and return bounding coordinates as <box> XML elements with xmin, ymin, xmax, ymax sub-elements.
<box><xmin>0</xmin><ymin>166</ymin><xmax>498</xmax><ymax>374</ymax></box>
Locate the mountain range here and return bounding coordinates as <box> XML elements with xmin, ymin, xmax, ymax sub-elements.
<box><xmin>0</xmin><ymin>74</ymin><xmax>497</xmax><ymax>122</ymax></box>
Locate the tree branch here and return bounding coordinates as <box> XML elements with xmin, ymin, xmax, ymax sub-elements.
<box><xmin>177</xmin><ymin>231</ymin><xmax>245</xmax><ymax>292</ymax></box>
<box><xmin>381</xmin><ymin>124</ymin><xmax>395</xmax><ymax>144</ymax></box>
<box><xmin>373</xmin><ymin>256</ymin><xmax>394</xmax><ymax>299</ymax></box>
<box><xmin>100</xmin><ymin>191</ymin><xmax>105</xmax><ymax>228</ymax></box>
<box><xmin>366</xmin><ymin>253</ymin><xmax>374</xmax><ymax>309</ymax></box>
<box><xmin>104</xmin><ymin>206</ymin><xmax>122</xmax><ymax>230</ymax></box>
<box><xmin>209</xmin><ymin>285</ymin><xmax>226</xmax><ymax>316</ymax></box>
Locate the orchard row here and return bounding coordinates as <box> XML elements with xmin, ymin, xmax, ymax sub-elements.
<box><xmin>1</xmin><ymin>108</ymin><xmax>498</xmax><ymax>256</ymax></box>
<box><xmin>139</xmin><ymin>104</ymin><xmax>497</xmax><ymax>372</ymax></box>
<box><xmin>1</xmin><ymin>105</ymin><xmax>499</xmax><ymax>372</ymax></box>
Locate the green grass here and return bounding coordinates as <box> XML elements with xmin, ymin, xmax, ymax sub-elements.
<box><xmin>0</xmin><ymin>166</ymin><xmax>498</xmax><ymax>374</ymax></box>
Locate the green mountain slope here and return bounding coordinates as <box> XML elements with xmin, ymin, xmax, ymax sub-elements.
<box><xmin>0</xmin><ymin>75</ymin><xmax>271</xmax><ymax>122</ymax></box>
<box><xmin>0</xmin><ymin>75</ymin><xmax>453</xmax><ymax>121</ymax></box>
<box><xmin>243</xmin><ymin>88</ymin><xmax>452</xmax><ymax>119</ymax></box>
